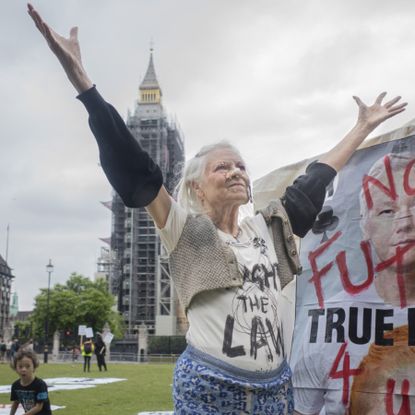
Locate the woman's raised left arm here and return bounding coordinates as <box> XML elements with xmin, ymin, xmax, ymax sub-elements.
<box><xmin>282</xmin><ymin>92</ymin><xmax>407</xmax><ymax>236</ymax></box>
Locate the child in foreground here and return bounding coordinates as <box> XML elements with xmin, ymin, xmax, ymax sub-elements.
<box><xmin>9</xmin><ymin>349</ymin><xmax>51</xmax><ymax>415</ymax></box>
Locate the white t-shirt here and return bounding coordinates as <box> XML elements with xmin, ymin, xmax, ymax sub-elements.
<box><xmin>292</xmin><ymin>285</ymin><xmax>409</xmax><ymax>415</ymax></box>
<box><xmin>158</xmin><ymin>201</ymin><xmax>292</xmax><ymax>372</ymax></box>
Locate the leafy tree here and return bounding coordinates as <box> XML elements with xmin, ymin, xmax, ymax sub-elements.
<box><xmin>13</xmin><ymin>320</ymin><xmax>32</xmax><ymax>343</ymax></box>
<box><xmin>31</xmin><ymin>273</ymin><xmax>123</xmax><ymax>345</ymax></box>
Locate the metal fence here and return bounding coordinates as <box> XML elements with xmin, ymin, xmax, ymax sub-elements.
<box><xmin>51</xmin><ymin>351</ymin><xmax>180</xmax><ymax>364</ymax></box>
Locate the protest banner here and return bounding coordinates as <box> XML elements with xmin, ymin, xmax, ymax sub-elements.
<box><xmin>254</xmin><ymin>119</ymin><xmax>415</xmax><ymax>414</ymax></box>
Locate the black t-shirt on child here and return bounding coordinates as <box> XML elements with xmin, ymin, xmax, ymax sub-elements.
<box><xmin>10</xmin><ymin>377</ymin><xmax>52</xmax><ymax>415</ymax></box>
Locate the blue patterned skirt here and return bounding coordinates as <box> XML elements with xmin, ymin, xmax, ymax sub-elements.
<box><xmin>173</xmin><ymin>345</ymin><xmax>293</xmax><ymax>415</ymax></box>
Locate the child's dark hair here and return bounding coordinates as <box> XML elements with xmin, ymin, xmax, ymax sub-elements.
<box><xmin>11</xmin><ymin>348</ymin><xmax>40</xmax><ymax>370</ymax></box>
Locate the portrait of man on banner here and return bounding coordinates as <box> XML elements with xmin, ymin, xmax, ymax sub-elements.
<box><xmin>291</xmin><ymin>133</ymin><xmax>415</xmax><ymax>415</ymax></box>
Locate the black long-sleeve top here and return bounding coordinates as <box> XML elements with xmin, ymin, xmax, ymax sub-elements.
<box><xmin>77</xmin><ymin>86</ymin><xmax>163</xmax><ymax>208</ymax></box>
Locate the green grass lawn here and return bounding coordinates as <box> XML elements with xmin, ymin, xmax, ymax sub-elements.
<box><xmin>0</xmin><ymin>361</ymin><xmax>174</xmax><ymax>415</ymax></box>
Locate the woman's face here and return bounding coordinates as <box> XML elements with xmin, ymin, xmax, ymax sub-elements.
<box><xmin>196</xmin><ymin>148</ymin><xmax>250</xmax><ymax>212</ymax></box>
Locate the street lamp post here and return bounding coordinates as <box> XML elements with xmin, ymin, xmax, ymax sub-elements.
<box><xmin>44</xmin><ymin>259</ymin><xmax>54</xmax><ymax>363</ymax></box>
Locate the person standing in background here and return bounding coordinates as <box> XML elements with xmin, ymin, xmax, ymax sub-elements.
<box><xmin>6</xmin><ymin>339</ymin><xmax>12</xmax><ymax>361</ymax></box>
<box><xmin>10</xmin><ymin>339</ymin><xmax>20</xmax><ymax>361</ymax></box>
<box><xmin>80</xmin><ymin>337</ymin><xmax>94</xmax><ymax>373</ymax></box>
<box><xmin>94</xmin><ymin>335</ymin><xmax>107</xmax><ymax>372</ymax></box>
<box><xmin>0</xmin><ymin>338</ymin><xmax>6</xmax><ymax>362</ymax></box>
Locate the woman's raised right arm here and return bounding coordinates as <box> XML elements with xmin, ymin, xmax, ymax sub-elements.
<box><xmin>27</xmin><ymin>3</ymin><xmax>172</xmax><ymax>227</ymax></box>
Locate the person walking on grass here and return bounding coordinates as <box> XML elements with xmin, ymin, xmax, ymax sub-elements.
<box><xmin>27</xmin><ymin>3</ymin><xmax>407</xmax><ymax>413</ymax></box>
<box><xmin>9</xmin><ymin>348</ymin><xmax>52</xmax><ymax>415</ymax></box>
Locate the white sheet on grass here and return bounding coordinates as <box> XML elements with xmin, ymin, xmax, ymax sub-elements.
<box><xmin>0</xmin><ymin>377</ymin><xmax>126</xmax><ymax>394</ymax></box>
<box><xmin>0</xmin><ymin>404</ymin><xmax>64</xmax><ymax>414</ymax></box>
<box><xmin>138</xmin><ymin>412</ymin><xmax>173</xmax><ymax>415</ymax></box>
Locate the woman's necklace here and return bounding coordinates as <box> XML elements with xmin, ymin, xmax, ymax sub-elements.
<box><xmin>214</xmin><ymin>221</ymin><xmax>251</xmax><ymax>247</ymax></box>
<box><xmin>233</xmin><ymin>227</ymin><xmax>242</xmax><ymax>241</ymax></box>
<box><xmin>223</xmin><ymin>227</ymin><xmax>252</xmax><ymax>248</ymax></box>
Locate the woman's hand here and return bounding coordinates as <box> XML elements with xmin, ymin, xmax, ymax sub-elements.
<box><xmin>27</xmin><ymin>3</ymin><xmax>93</xmax><ymax>93</ymax></box>
<box><xmin>353</xmin><ymin>92</ymin><xmax>407</xmax><ymax>132</ymax></box>
<box><xmin>319</xmin><ymin>92</ymin><xmax>407</xmax><ymax>172</ymax></box>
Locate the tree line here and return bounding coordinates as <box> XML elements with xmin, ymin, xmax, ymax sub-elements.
<box><xmin>14</xmin><ymin>273</ymin><xmax>123</xmax><ymax>347</ymax></box>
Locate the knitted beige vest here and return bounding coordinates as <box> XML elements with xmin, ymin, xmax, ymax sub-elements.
<box><xmin>169</xmin><ymin>199</ymin><xmax>302</xmax><ymax>312</ymax></box>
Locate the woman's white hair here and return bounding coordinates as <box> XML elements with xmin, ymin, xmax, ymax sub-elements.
<box><xmin>175</xmin><ymin>140</ymin><xmax>247</xmax><ymax>214</ymax></box>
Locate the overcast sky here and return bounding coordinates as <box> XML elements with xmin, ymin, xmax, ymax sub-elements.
<box><xmin>3</xmin><ymin>0</ymin><xmax>415</xmax><ymax>310</ymax></box>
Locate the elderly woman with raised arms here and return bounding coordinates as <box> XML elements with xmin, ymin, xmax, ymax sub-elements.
<box><xmin>28</xmin><ymin>4</ymin><xmax>407</xmax><ymax>414</ymax></box>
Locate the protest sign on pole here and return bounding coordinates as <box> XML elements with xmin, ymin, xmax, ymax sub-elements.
<box><xmin>78</xmin><ymin>325</ymin><xmax>87</xmax><ymax>336</ymax></box>
<box><xmin>85</xmin><ymin>327</ymin><xmax>94</xmax><ymax>339</ymax></box>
